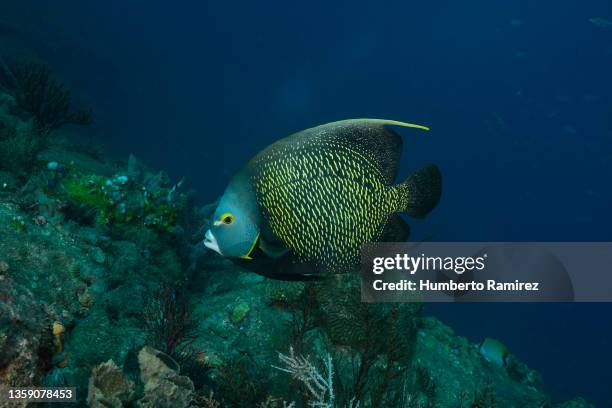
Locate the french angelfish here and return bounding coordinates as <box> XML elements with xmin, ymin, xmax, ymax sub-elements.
<box><xmin>204</xmin><ymin>118</ymin><xmax>442</xmax><ymax>279</ymax></box>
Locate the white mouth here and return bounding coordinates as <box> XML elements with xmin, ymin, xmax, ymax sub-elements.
<box><xmin>204</xmin><ymin>230</ymin><xmax>222</xmax><ymax>255</ymax></box>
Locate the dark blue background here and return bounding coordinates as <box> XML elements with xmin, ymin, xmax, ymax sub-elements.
<box><xmin>3</xmin><ymin>0</ymin><xmax>611</xmax><ymax>405</ymax></box>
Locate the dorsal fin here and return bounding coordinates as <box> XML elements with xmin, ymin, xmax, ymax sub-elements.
<box><xmin>297</xmin><ymin>118</ymin><xmax>430</xmax><ymax>184</ymax></box>
<box><xmin>248</xmin><ymin>118</ymin><xmax>430</xmax><ymax>187</ymax></box>
<box><xmin>347</xmin><ymin>118</ymin><xmax>430</xmax><ymax>132</ymax></box>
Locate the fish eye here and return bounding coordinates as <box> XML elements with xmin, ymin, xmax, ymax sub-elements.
<box><xmin>221</xmin><ymin>213</ymin><xmax>234</xmax><ymax>225</ymax></box>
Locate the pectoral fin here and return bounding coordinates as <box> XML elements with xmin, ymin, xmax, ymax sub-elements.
<box><xmin>259</xmin><ymin>238</ymin><xmax>290</xmax><ymax>259</ymax></box>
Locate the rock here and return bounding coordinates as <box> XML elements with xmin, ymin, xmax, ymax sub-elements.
<box><xmin>78</xmin><ymin>227</ymin><xmax>100</xmax><ymax>245</ymax></box>
<box><xmin>0</xmin><ymin>170</ymin><xmax>18</xmax><ymax>190</ymax></box>
<box><xmin>90</xmin><ymin>247</ymin><xmax>106</xmax><ymax>264</ymax></box>
<box><xmin>126</xmin><ymin>154</ymin><xmax>144</xmax><ymax>182</ymax></box>
<box><xmin>0</xmin><ymin>277</ymin><xmax>52</xmax><ymax>401</ymax></box>
<box><xmin>555</xmin><ymin>397</ymin><xmax>595</xmax><ymax>408</ymax></box>
<box><xmin>230</xmin><ymin>301</ymin><xmax>250</xmax><ymax>324</ymax></box>
<box><xmin>412</xmin><ymin>317</ymin><xmax>550</xmax><ymax>407</ymax></box>
<box><xmin>115</xmin><ymin>175</ymin><xmax>129</xmax><ymax>185</ymax></box>
<box><xmin>78</xmin><ymin>288</ymin><xmax>94</xmax><ymax>308</ymax></box>
<box><xmin>67</xmin><ymin>309</ymin><xmax>140</xmax><ymax>371</ymax></box>
<box><xmin>123</xmin><ymin>188</ymin><xmax>146</xmax><ymax>215</ymax></box>
<box><xmin>144</xmin><ymin>170</ymin><xmax>170</xmax><ymax>191</ymax></box>
<box><xmin>108</xmin><ymin>241</ymin><xmax>142</xmax><ymax>276</ymax></box>
<box><xmin>87</xmin><ymin>360</ymin><xmax>135</xmax><ymax>408</ymax></box>
<box><xmin>137</xmin><ymin>346</ymin><xmax>194</xmax><ymax>408</ymax></box>
<box><xmin>264</xmin><ymin>280</ymin><xmax>306</xmax><ymax>304</ymax></box>
<box><xmin>47</xmin><ymin>161</ymin><xmax>59</xmax><ymax>170</ymax></box>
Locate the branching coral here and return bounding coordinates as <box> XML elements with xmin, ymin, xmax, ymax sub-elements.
<box><xmin>192</xmin><ymin>391</ymin><xmax>221</xmax><ymax>408</ymax></box>
<box><xmin>0</xmin><ymin>57</ymin><xmax>89</xmax><ymax>179</ymax></box>
<box><xmin>273</xmin><ymin>347</ymin><xmax>360</xmax><ymax>408</ymax></box>
<box><xmin>141</xmin><ymin>284</ymin><xmax>198</xmax><ymax>361</ymax></box>
<box><xmin>315</xmin><ymin>276</ymin><xmax>419</xmax><ymax>405</ymax></box>
<box><xmin>268</xmin><ymin>275</ymin><xmax>420</xmax><ymax>407</ymax></box>
<box><xmin>0</xmin><ymin>60</ymin><xmax>92</xmax><ymax>130</ymax></box>
<box><xmin>217</xmin><ymin>356</ymin><xmax>269</xmax><ymax>407</ymax></box>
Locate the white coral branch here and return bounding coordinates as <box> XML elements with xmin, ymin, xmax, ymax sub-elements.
<box><xmin>272</xmin><ymin>346</ymin><xmax>329</xmax><ymax>402</ymax></box>
<box><xmin>273</xmin><ymin>347</ymin><xmax>358</xmax><ymax>408</ymax></box>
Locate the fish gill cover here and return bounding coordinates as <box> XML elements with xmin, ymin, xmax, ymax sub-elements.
<box><xmin>0</xmin><ymin>0</ymin><xmax>611</xmax><ymax>407</ymax></box>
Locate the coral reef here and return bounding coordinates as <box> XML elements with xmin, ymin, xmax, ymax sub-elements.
<box><xmin>0</xmin><ymin>116</ymin><xmax>47</xmax><ymax>178</ymax></box>
<box><xmin>60</xmin><ymin>169</ymin><xmax>181</xmax><ymax>231</ymax></box>
<box><xmin>86</xmin><ymin>347</ymin><xmax>195</xmax><ymax>408</ymax></box>
<box><xmin>0</xmin><ymin>79</ymin><xmax>596</xmax><ymax>408</ymax></box>
<box><xmin>86</xmin><ymin>360</ymin><xmax>135</xmax><ymax>408</ymax></box>
<box><xmin>136</xmin><ymin>346</ymin><xmax>194</xmax><ymax>408</ymax></box>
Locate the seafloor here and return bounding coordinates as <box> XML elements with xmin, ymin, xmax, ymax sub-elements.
<box><xmin>0</xmin><ymin>61</ymin><xmax>593</xmax><ymax>408</ymax></box>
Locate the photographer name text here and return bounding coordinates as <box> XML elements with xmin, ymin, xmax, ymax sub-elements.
<box><xmin>372</xmin><ymin>279</ymin><xmax>540</xmax><ymax>292</ymax></box>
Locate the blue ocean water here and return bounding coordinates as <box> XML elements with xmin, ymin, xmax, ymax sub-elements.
<box><xmin>6</xmin><ymin>0</ymin><xmax>611</xmax><ymax>404</ymax></box>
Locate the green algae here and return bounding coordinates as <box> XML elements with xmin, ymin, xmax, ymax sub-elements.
<box><xmin>231</xmin><ymin>302</ymin><xmax>251</xmax><ymax>324</ymax></box>
<box><xmin>60</xmin><ymin>171</ymin><xmax>181</xmax><ymax>232</ymax></box>
<box><xmin>62</xmin><ymin>176</ymin><xmax>108</xmax><ymax>212</ymax></box>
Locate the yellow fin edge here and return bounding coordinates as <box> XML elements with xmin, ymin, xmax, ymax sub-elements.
<box><xmin>240</xmin><ymin>232</ymin><xmax>260</xmax><ymax>260</ymax></box>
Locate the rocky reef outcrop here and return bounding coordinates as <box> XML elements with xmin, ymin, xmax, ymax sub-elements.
<box><xmin>87</xmin><ymin>360</ymin><xmax>135</xmax><ymax>408</ymax></box>
<box><xmin>0</xmin><ymin>63</ymin><xmax>595</xmax><ymax>408</ymax></box>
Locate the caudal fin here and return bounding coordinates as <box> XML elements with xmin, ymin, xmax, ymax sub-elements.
<box><xmin>395</xmin><ymin>164</ymin><xmax>442</xmax><ymax>218</ymax></box>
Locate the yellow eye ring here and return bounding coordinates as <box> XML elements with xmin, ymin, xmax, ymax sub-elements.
<box><xmin>220</xmin><ymin>213</ymin><xmax>234</xmax><ymax>225</ymax></box>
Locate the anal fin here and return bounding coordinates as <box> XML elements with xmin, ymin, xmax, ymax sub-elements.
<box><xmin>381</xmin><ymin>214</ymin><xmax>411</xmax><ymax>242</ymax></box>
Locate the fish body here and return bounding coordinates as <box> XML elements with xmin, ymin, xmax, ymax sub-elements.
<box><xmin>204</xmin><ymin>119</ymin><xmax>442</xmax><ymax>279</ymax></box>
<box><xmin>589</xmin><ymin>17</ymin><xmax>612</xmax><ymax>28</ymax></box>
<box><xmin>479</xmin><ymin>337</ymin><xmax>510</xmax><ymax>367</ymax></box>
